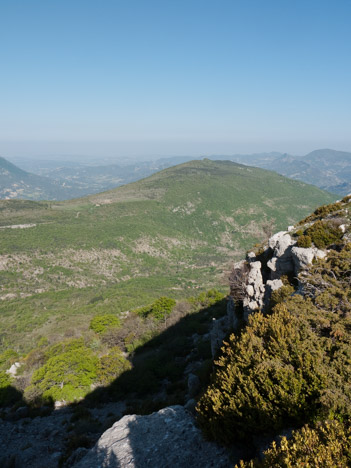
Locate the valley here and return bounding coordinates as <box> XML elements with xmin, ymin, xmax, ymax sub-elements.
<box><xmin>0</xmin><ymin>159</ymin><xmax>336</xmax><ymax>353</ymax></box>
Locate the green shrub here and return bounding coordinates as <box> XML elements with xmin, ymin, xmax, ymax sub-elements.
<box><xmin>89</xmin><ymin>314</ymin><xmax>120</xmax><ymax>334</ymax></box>
<box><xmin>135</xmin><ymin>296</ymin><xmax>176</xmax><ymax>321</ymax></box>
<box><xmin>196</xmin><ymin>306</ymin><xmax>327</xmax><ymax>444</ymax></box>
<box><xmin>305</xmin><ymin>220</ymin><xmax>343</xmax><ymax>248</ymax></box>
<box><xmin>26</xmin><ymin>347</ymin><xmax>98</xmax><ymax>402</ymax></box>
<box><xmin>0</xmin><ymin>371</ymin><xmax>21</xmax><ymax>406</ymax></box>
<box><xmin>270</xmin><ymin>284</ymin><xmax>295</xmax><ymax>308</ymax></box>
<box><xmin>296</xmin><ymin>234</ymin><xmax>312</xmax><ymax>248</ymax></box>
<box><xmin>237</xmin><ymin>420</ymin><xmax>351</xmax><ymax>467</ymax></box>
<box><xmin>97</xmin><ymin>347</ymin><xmax>131</xmax><ymax>385</ymax></box>
<box><xmin>45</xmin><ymin>338</ymin><xmax>86</xmax><ymax>359</ymax></box>
<box><xmin>0</xmin><ymin>349</ymin><xmax>19</xmax><ymax>371</ymax></box>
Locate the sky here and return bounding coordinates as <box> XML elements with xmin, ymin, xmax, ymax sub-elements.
<box><xmin>1</xmin><ymin>0</ymin><xmax>351</xmax><ymax>159</ymax></box>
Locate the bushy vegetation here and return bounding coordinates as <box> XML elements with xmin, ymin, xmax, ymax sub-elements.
<box><xmin>237</xmin><ymin>420</ymin><xmax>351</xmax><ymax>467</ymax></box>
<box><xmin>135</xmin><ymin>296</ymin><xmax>176</xmax><ymax>321</ymax></box>
<box><xmin>97</xmin><ymin>347</ymin><xmax>131</xmax><ymax>385</ymax></box>
<box><xmin>305</xmin><ymin>220</ymin><xmax>343</xmax><ymax>248</ymax></box>
<box><xmin>0</xmin><ymin>160</ymin><xmax>335</xmax><ymax>355</ymax></box>
<box><xmin>26</xmin><ymin>345</ymin><xmax>98</xmax><ymax>402</ymax></box>
<box><xmin>197</xmin><ymin>239</ymin><xmax>351</xmax><ymax>447</ymax></box>
<box><xmin>89</xmin><ymin>314</ymin><xmax>120</xmax><ymax>334</ymax></box>
<box><xmin>296</xmin><ymin>234</ymin><xmax>312</xmax><ymax>248</ymax></box>
<box><xmin>0</xmin><ymin>371</ymin><xmax>21</xmax><ymax>406</ymax></box>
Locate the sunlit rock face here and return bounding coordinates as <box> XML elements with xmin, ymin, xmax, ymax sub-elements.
<box><xmin>73</xmin><ymin>405</ymin><xmax>232</xmax><ymax>468</ymax></box>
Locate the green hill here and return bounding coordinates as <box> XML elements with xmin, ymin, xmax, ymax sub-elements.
<box><xmin>0</xmin><ymin>156</ymin><xmax>76</xmax><ymax>200</ymax></box>
<box><xmin>0</xmin><ymin>159</ymin><xmax>336</xmax><ymax>352</ymax></box>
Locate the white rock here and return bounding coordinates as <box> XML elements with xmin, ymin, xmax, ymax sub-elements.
<box><xmin>6</xmin><ymin>362</ymin><xmax>20</xmax><ymax>376</ymax></box>
<box><xmin>339</xmin><ymin>224</ymin><xmax>346</xmax><ymax>233</ymax></box>
<box><xmin>73</xmin><ymin>406</ymin><xmax>232</xmax><ymax>468</ymax></box>
<box><xmin>291</xmin><ymin>246</ymin><xmax>326</xmax><ymax>274</ymax></box>
<box><xmin>268</xmin><ymin>231</ymin><xmax>288</xmax><ymax>250</ymax></box>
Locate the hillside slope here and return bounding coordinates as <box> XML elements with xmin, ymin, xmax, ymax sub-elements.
<box><xmin>261</xmin><ymin>148</ymin><xmax>351</xmax><ymax>195</ymax></box>
<box><xmin>0</xmin><ymin>156</ymin><xmax>77</xmax><ymax>200</ymax></box>
<box><xmin>198</xmin><ymin>195</ymin><xmax>351</xmax><ymax>465</ymax></box>
<box><xmin>0</xmin><ymin>159</ymin><xmax>336</xmax><ymax>352</ymax></box>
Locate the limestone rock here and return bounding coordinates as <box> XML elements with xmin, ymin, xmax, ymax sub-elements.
<box><xmin>243</xmin><ymin>261</ymin><xmax>265</xmax><ymax>319</ymax></box>
<box><xmin>291</xmin><ymin>247</ymin><xmax>326</xmax><ymax>275</ymax></box>
<box><xmin>6</xmin><ymin>362</ymin><xmax>20</xmax><ymax>376</ymax></box>
<box><xmin>73</xmin><ymin>406</ymin><xmax>231</xmax><ymax>468</ymax></box>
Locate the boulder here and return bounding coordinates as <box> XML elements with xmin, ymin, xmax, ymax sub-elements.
<box><xmin>291</xmin><ymin>247</ymin><xmax>326</xmax><ymax>275</ymax></box>
<box><xmin>243</xmin><ymin>261</ymin><xmax>265</xmax><ymax>319</ymax></box>
<box><xmin>267</xmin><ymin>232</ymin><xmax>296</xmax><ymax>279</ymax></box>
<box><xmin>6</xmin><ymin>362</ymin><xmax>20</xmax><ymax>376</ymax></box>
<box><xmin>73</xmin><ymin>406</ymin><xmax>232</xmax><ymax>468</ymax></box>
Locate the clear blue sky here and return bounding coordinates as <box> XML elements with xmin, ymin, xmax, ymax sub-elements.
<box><xmin>1</xmin><ymin>0</ymin><xmax>351</xmax><ymax>158</ymax></box>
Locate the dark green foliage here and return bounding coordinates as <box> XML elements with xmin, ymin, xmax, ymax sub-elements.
<box><xmin>270</xmin><ymin>283</ymin><xmax>295</xmax><ymax>308</ymax></box>
<box><xmin>296</xmin><ymin>234</ymin><xmax>312</xmax><ymax>248</ymax></box>
<box><xmin>135</xmin><ymin>296</ymin><xmax>176</xmax><ymax>321</ymax></box>
<box><xmin>197</xmin><ymin>241</ymin><xmax>351</xmax><ymax>446</ymax></box>
<box><xmin>237</xmin><ymin>420</ymin><xmax>351</xmax><ymax>467</ymax></box>
<box><xmin>26</xmin><ymin>346</ymin><xmax>98</xmax><ymax>402</ymax></box>
<box><xmin>97</xmin><ymin>347</ymin><xmax>131</xmax><ymax>385</ymax></box>
<box><xmin>0</xmin><ymin>371</ymin><xmax>22</xmax><ymax>406</ymax></box>
<box><xmin>0</xmin><ymin>349</ymin><xmax>19</xmax><ymax>371</ymax></box>
<box><xmin>197</xmin><ymin>306</ymin><xmax>327</xmax><ymax>443</ymax></box>
<box><xmin>300</xmin><ymin>201</ymin><xmax>343</xmax><ymax>223</ymax></box>
<box><xmin>89</xmin><ymin>314</ymin><xmax>120</xmax><ymax>334</ymax></box>
<box><xmin>305</xmin><ymin>220</ymin><xmax>343</xmax><ymax>248</ymax></box>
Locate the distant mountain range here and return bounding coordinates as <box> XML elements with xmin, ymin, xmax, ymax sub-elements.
<box><xmin>0</xmin><ymin>155</ymin><xmax>197</xmax><ymax>200</ymax></box>
<box><xmin>2</xmin><ymin>148</ymin><xmax>351</xmax><ymax>200</ymax></box>
<box><xmin>238</xmin><ymin>148</ymin><xmax>351</xmax><ymax>196</ymax></box>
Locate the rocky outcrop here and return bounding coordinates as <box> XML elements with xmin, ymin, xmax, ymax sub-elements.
<box><xmin>227</xmin><ymin>230</ymin><xmax>332</xmax><ymax>325</ymax></box>
<box><xmin>291</xmin><ymin>246</ymin><xmax>326</xmax><ymax>274</ymax></box>
<box><xmin>73</xmin><ymin>406</ymin><xmax>232</xmax><ymax>468</ymax></box>
<box><xmin>242</xmin><ymin>261</ymin><xmax>265</xmax><ymax>320</ymax></box>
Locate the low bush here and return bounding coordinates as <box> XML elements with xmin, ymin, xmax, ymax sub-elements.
<box><xmin>296</xmin><ymin>234</ymin><xmax>312</xmax><ymax>248</ymax></box>
<box><xmin>305</xmin><ymin>220</ymin><xmax>343</xmax><ymax>249</ymax></box>
<box><xmin>237</xmin><ymin>420</ymin><xmax>351</xmax><ymax>467</ymax></box>
<box><xmin>196</xmin><ymin>306</ymin><xmax>327</xmax><ymax>444</ymax></box>
<box><xmin>89</xmin><ymin>314</ymin><xmax>120</xmax><ymax>334</ymax></box>
<box><xmin>97</xmin><ymin>347</ymin><xmax>131</xmax><ymax>385</ymax></box>
<box><xmin>26</xmin><ymin>347</ymin><xmax>98</xmax><ymax>402</ymax></box>
<box><xmin>0</xmin><ymin>371</ymin><xmax>22</xmax><ymax>406</ymax></box>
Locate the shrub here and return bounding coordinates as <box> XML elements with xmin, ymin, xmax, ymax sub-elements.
<box><xmin>196</xmin><ymin>306</ymin><xmax>327</xmax><ymax>444</ymax></box>
<box><xmin>97</xmin><ymin>347</ymin><xmax>131</xmax><ymax>385</ymax></box>
<box><xmin>296</xmin><ymin>234</ymin><xmax>312</xmax><ymax>248</ymax></box>
<box><xmin>89</xmin><ymin>314</ymin><xmax>120</xmax><ymax>334</ymax></box>
<box><xmin>136</xmin><ymin>297</ymin><xmax>176</xmax><ymax>321</ymax></box>
<box><xmin>26</xmin><ymin>347</ymin><xmax>98</xmax><ymax>402</ymax></box>
<box><xmin>270</xmin><ymin>284</ymin><xmax>295</xmax><ymax>308</ymax></box>
<box><xmin>0</xmin><ymin>349</ymin><xmax>19</xmax><ymax>371</ymax></box>
<box><xmin>237</xmin><ymin>420</ymin><xmax>351</xmax><ymax>467</ymax></box>
<box><xmin>305</xmin><ymin>220</ymin><xmax>343</xmax><ymax>249</ymax></box>
<box><xmin>0</xmin><ymin>371</ymin><xmax>22</xmax><ymax>406</ymax></box>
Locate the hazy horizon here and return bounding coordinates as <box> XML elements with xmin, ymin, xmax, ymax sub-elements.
<box><xmin>2</xmin><ymin>140</ymin><xmax>351</xmax><ymax>163</ymax></box>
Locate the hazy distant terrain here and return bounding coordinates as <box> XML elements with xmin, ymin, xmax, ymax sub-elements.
<box><xmin>0</xmin><ymin>159</ymin><xmax>335</xmax><ymax>351</ymax></box>
<box><xmin>247</xmin><ymin>149</ymin><xmax>351</xmax><ymax>195</ymax></box>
